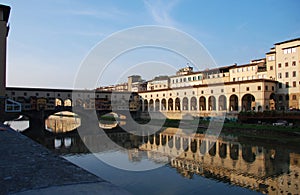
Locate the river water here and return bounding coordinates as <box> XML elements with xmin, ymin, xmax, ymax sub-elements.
<box><xmin>18</xmin><ymin>114</ymin><xmax>300</xmax><ymax>195</ymax></box>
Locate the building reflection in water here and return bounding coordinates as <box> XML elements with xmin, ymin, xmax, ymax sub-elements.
<box><xmin>45</xmin><ymin>111</ymin><xmax>81</xmax><ymax>133</ymax></box>
<box><xmin>31</xmin><ymin>119</ymin><xmax>300</xmax><ymax>195</ymax></box>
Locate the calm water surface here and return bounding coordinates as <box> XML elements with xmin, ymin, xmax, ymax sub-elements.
<box><xmin>21</xmin><ymin>115</ymin><xmax>300</xmax><ymax>195</ymax></box>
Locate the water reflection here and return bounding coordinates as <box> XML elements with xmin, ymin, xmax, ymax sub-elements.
<box><xmin>25</xmin><ymin>122</ymin><xmax>300</xmax><ymax>195</ymax></box>
<box><xmin>45</xmin><ymin>111</ymin><xmax>81</xmax><ymax>133</ymax></box>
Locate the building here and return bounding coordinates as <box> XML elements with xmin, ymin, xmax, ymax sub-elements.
<box><xmin>0</xmin><ymin>4</ymin><xmax>10</xmax><ymax>113</ymax></box>
<box><xmin>138</xmin><ymin>38</ymin><xmax>300</xmax><ymax>117</ymax></box>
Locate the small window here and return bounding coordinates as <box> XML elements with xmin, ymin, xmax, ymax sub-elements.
<box><xmin>278</xmin><ymin>73</ymin><xmax>282</xmax><ymax>79</ymax></box>
<box><xmin>201</xmin><ymin>90</ymin><xmax>204</xmax><ymax>94</ymax></box>
<box><xmin>278</xmin><ymin>83</ymin><xmax>282</xmax><ymax>89</ymax></box>
<box><xmin>232</xmin><ymin>88</ymin><xmax>235</xmax><ymax>92</ymax></box>
<box><xmin>211</xmin><ymin>90</ymin><xmax>213</xmax><ymax>94</ymax></box>
<box><xmin>233</xmin><ymin>78</ymin><xmax>236</xmax><ymax>81</ymax></box>
<box><xmin>293</xmin><ymin>95</ymin><xmax>297</xmax><ymax>100</ymax></box>
<box><xmin>246</xmin><ymin>87</ymin><xmax>249</xmax><ymax>91</ymax></box>
<box><xmin>293</xmin><ymin>71</ymin><xmax>296</xmax><ymax>77</ymax></box>
<box><xmin>11</xmin><ymin>92</ymin><xmax>15</xmax><ymax>95</ymax></box>
<box><xmin>258</xmin><ymin>86</ymin><xmax>261</xmax><ymax>90</ymax></box>
<box><xmin>169</xmin><ymin>93</ymin><xmax>172</xmax><ymax>96</ymax></box>
<box><xmin>221</xmin><ymin>89</ymin><xmax>224</xmax><ymax>93</ymax></box>
<box><xmin>270</xmin><ymin>66</ymin><xmax>273</xmax><ymax>70</ymax></box>
<box><xmin>265</xmin><ymin>86</ymin><xmax>268</xmax><ymax>90</ymax></box>
<box><xmin>278</xmin><ymin>63</ymin><xmax>282</xmax><ymax>68</ymax></box>
<box><xmin>286</xmin><ymin>94</ymin><xmax>289</xmax><ymax>101</ymax></box>
<box><xmin>36</xmin><ymin>93</ymin><xmax>39</xmax><ymax>96</ymax></box>
<box><xmin>286</xmin><ymin>82</ymin><xmax>289</xmax><ymax>88</ymax></box>
<box><xmin>285</xmin><ymin>72</ymin><xmax>289</xmax><ymax>78</ymax></box>
<box><xmin>292</xmin><ymin>61</ymin><xmax>296</xmax><ymax>66</ymax></box>
<box><xmin>272</xmin><ymin>86</ymin><xmax>274</xmax><ymax>91</ymax></box>
<box><xmin>285</xmin><ymin>62</ymin><xmax>288</xmax><ymax>67</ymax></box>
<box><xmin>293</xmin><ymin>81</ymin><xmax>296</xmax><ymax>87</ymax></box>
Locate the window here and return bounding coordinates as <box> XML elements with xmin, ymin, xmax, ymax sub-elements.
<box><xmin>286</xmin><ymin>94</ymin><xmax>289</xmax><ymax>101</ymax></box>
<box><xmin>265</xmin><ymin>86</ymin><xmax>268</xmax><ymax>91</ymax></box>
<box><xmin>183</xmin><ymin>78</ymin><xmax>186</xmax><ymax>82</ymax></box>
<box><xmin>180</xmin><ymin>78</ymin><xmax>182</xmax><ymax>82</ymax></box>
<box><xmin>163</xmin><ymin>93</ymin><xmax>165</xmax><ymax>97</ymax></box>
<box><xmin>184</xmin><ymin>92</ymin><xmax>186</xmax><ymax>95</ymax></box>
<box><xmin>285</xmin><ymin>72</ymin><xmax>289</xmax><ymax>78</ymax></box>
<box><xmin>11</xmin><ymin>92</ymin><xmax>15</xmax><ymax>95</ymax></box>
<box><xmin>293</xmin><ymin>95</ymin><xmax>297</xmax><ymax>100</ymax></box>
<box><xmin>292</xmin><ymin>61</ymin><xmax>296</xmax><ymax>66</ymax></box>
<box><xmin>156</xmin><ymin>94</ymin><xmax>159</xmax><ymax>97</ymax></box>
<box><xmin>177</xmin><ymin>93</ymin><xmax>179</xmax><ymax>96</ymax></box>
<box><xmin>233</xmin><ymin>78</ymin><xmax>236</xmax><ymax>81</ymax></box>
<box><xmin>176</xmin><ymin>79</ymin><xmax>178</xmax><ymax>83</ymax></box>
<box><xmin>232</xmin><ymin>69</ymin><xmax>235</xmax><ymax>73</ymax></box>
<box><xmin>279</xmin><ymin>83</ymin><xmax>282</xmax><ymax>88</ymax></box>
<box><xmin>272</xmin><ymin>86</ymin><xmax>274</xmax><ymax>91</ymax></box>
<box><xmin>258</xmin><ymin>86</ymin><xmax>261</xmax><ymax>90</ymax></box>
<box><xmin>278</xmin><ymin>73</ymin><xmax>282</xmax><ymax>78</ymax></box>
<box><xmin>286</xmin><ymin>82</ymin><xmax>289</xmax><ymax>88</ymax></box>
<box><xmin>36</xmin><ymin>93</ymin><xmax>39</xmax><ymax>96</ymax></box>
<box><xmin>268</xmin><ymin>55</ymin><xmax>275</xmax><ymax>61</ymax></box>
<box><xmin>169</xmin><ymin>93</ymin><xmax>172</xmax><ymax>96</ymax></box>
<box><xmin>221</xmin><ymin>89</ymin><xmax>224</xmax><ymax>93</ymax></box>
<box><xmin>246</xmin><ymin>87</ymin><xmax>249</xmax><ymax>91</ymax></box>
<box><xmin>198</xmin><ymin>76</ymin><xmax>201</xmax><ymax>80</ymax></box>
<box><xmin>285</xmin><ymin>62</ymin><xmax>288</xmax><ymax>67</ymax></box>
<box><xmin>192</xmin><ymin>91</ymin><xmax>195</xmax><ymax>95</ymax></box>
<box><xmin>292</xmin><ymin>48</ymin><xmax>296</xmax><ymax>53</ymax></box>
<box><xmin>232</xmin><ymin>88</ymin><xmax>235</xmax><ymax>92</ymax></box>
<box><xmin>293</xmin><ymin>81</ymin><xmax>296</xmax><ymax>87</ymax></box>
<box><xmin>278</xmin><ymin>63</ymin><xmax>281</xmax><ymax>68</ymax></box>
<box><xmin>201</xmin><ymin>90</ymin><xmax>204</xmax><ymax>94</ymax></box>
<box><xmin>211</xmin><ymin>90</ymin><xmax>213</xmax><ymax>94</ymax></box>
<box><xmin>270</xmin><ymin>66</ymin><xmax>273</xmax><ymax>70</ymax></box>
<box><xmin>293</xmin><ymin>71</ymin><xmax>296</xmax><ymax>77</ymax></box>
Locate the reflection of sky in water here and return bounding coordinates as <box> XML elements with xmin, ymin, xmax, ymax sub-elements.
<box><xmin>65</xmin><ymin>153</ymin><xmax>259</xmax><ymax>195</ymax></box>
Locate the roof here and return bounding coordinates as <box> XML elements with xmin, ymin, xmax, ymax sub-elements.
<box><xmin>274</xmin><ymin>38</ymin><xmax>300</xmax><ymax>45</ymax></box>
<box><xmin>0</xmin><ymin>4</ymin><xmax>11</xmax><ymax>22</ymax></box>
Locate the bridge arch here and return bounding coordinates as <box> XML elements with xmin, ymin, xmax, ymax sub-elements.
<box><xmin>55</xmin><ymin>98</ymin><xmax>63</xmax><ymax>106</ymax></box>
<box><xmin>64</xmin><ymin>99</ymin><xmax>72</xmax><ymax>107</ymax></box>
<box><xmin>230</xmin><ymin>144</ymin><xmax>239</xmax><ymax>160</ymax></box>
<box><xmin>219</xmin><ymin>143</ymin><xmax>227</xmax><ymax>159</ymax></box>
<box><xmin>242</xmin><ymin>145</ymin><xmax>256</xmax><ymax>163</ymax></box>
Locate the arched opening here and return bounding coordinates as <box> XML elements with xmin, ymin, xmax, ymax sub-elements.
<box><xmin>168</xmin><ymin>136</ymin><xmax>173</xmax><ymax>148</ymax></box>
<box><xmin>149</xmin><ymin>99</ymin><xmax>154</xmax><ymax>111</ymax></box>
<box><xmin>208</xmin><ymin>96</ymin><xmax>216</xmax><ymax>111</ymax></box>
<box><xmin>168</xmin><ymin>98</ymin><xmax>173</xmax><ymax>111</ymax></box>
<box><xmin>182</xmin><ymin>97</ymin><xmax>189</xmax><ymax>111</ymax></box>
<box><xmin>183</xmin><ymin>138</ymin><xmax>189</xmax><ymax>152</ymax></box>
<box><xmin>149</xmin><ymin>134</ymin><xmax>154</xmax><ymax>145</ymax></box>
<box><xmin>242</xmin><ymin>145</ymin><xmax>256</xmax><ymax>163</ymax></box>
<box><xmin>161</xmin><ymin>135</ymin><xmax>166</xmax><ymax>146</ymax></box>
<box><xmin>155</xmin><ymin>99</ymin><xmax>160</xmax><ymax>111</ymax></box>
<box><xmin>175</xmin><ymin>98</ymin><xmax>181</xmax><ymax>111</ymax></box>
<box><xmin>64</xmin><ymin>99</ymin><xmax>72</xmax><ymax>107</ymax></box>
<box><xmin>229</xmin><ymin>95</ymin><xmax>238</xmax><ymax>111</ymax></box>
<box><xmin>191</xmin><ymin>139</ymin><xmax>197</xmax><ymax>153</ymax></box>
<box><xmin>219</xmin><ymin>143</ymin><xmax>227</xmax><ymax>159</ymax></box>
<box><xmin>161</xmin><ymin>99</ymin><xmax>166</xmax><ymax>111</ymax></box>
<box><xmin>175</xmin><ymin>137</ymin><xmax>181</xmax><ymax>150</ymax></box>
<box><xmin>200</xmin><ymin>140</ymin><xmax>206</xmax><ymax>155</ymax></box>
<box><xmin>199</xmin><ymin>96</ymin><xmax>206</xmax><ymax>111</ymax></box>
<box><xmin>269</xmin><ymin>93</ymin><xmax>276</xmax><ymax>110</ymax></box>
<box><xmin>155</xmin><ymin>134</ymin><xmax>160</xmax><ymax>146</ymax></box>
<box><xmin>242</xmin><ymin>94</ymin><xmax>255</xmax><ymax>111</ymax></box>
<box><xmin>55</xmin><ymin>98</ymin><xmax>63</xmax><ymax>107</ymax></box>
<box><xmin>208</xmin><ymin>142</ymin><xmax>216</xmax><ymax>156</ymax></box>
<box><xmin>190</xmin><ymin>97</ymin><xmax>197</xmax><ymax>111</ymax></box>
<box><xmin>144</xmin><ymin>100</ymin><xmax>148</xmax><ymax>111</ymax></box>
<box><xmin>218</xmin><ymin>95</ymin><xmax>227</xmax><ymax>111</ymax></box>
<box><xmin>230</xmin><ymin>144</ymin><xmax>239</xmax><ymax>160</ymax></box>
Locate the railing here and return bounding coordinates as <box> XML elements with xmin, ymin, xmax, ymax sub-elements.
<box><xmin>5</xmin><ymin>99</ymin><xmax>22</xmax><ymax>112</ymax></box>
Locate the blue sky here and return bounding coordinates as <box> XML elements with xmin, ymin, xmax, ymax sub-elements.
<box><xmin>1</xmin><ymin>0</ymin><xmax>300</xmax><ymax>89</ymax></box>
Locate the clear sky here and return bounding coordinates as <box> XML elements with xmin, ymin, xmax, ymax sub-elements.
<box><xmin>1</xmin><ymin>0</ymin><xmax>300</xmax><ymax>89</ymax></box>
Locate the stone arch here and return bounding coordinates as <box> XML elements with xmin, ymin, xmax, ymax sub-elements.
<box><xmin>229</xmin><ymin>95</ymin><xmax>238</xmax><ymax>111</ymax></box>
<box><xmin>200</xmin><ymin>140</ymin><xmax>206</xmax><ymax>155</ymax></box>
<box><xmin>155</xmin><ymin>99</ymin><xmax>160</xmax><ymax>111</ymax></box>
<box><xmin>182</xmin><ymin>97</ymin><xmax>189</xmax><ymax>111</ymax></box>
<box><xmin>161</xmin><ymin>135</ymin><xmax>167</xmax><ymax>146</ymax></box>
<box><xmin>168</xmin><ymin>136</ymin><xmax>173</xmax><ymax>148</ymax></box>
<box><xmin>175</xmin><ymin>137</ymin><xmax>181</xmax><ymax>150</ymax></box>
<box><xmin>199</xmin><ymin>96</ymin><xmax>206</xmax><ymax>111</ymax></box>
<box><xmin>149</xmin><ymin>99</ymin><xmax>154</xmax><ymax>111</ymax></box>
<box><xmin>218</xmin><ymin>95</ymin><xmax>227</xmax><ymax>111</ymax></box>
<box><xmin>242</xmin><ymin>94</ymin><xmax>255</xmax><ymax>111</ymax></box>
<box><xmin>155</xmin><ymin>134</ymin><xmax>160</xmax><ymax>146</ymax></box>
<box><xmin>161</xmin><ymin>98</ymin><xmax>167</xmax><ymax>111</ymax></box>
<box><xmin>168</xmin><ymin>98</ymin><xmax>173</xmax><ymax>111</ymax></box>
<box><xmin>175</xmin><ymin>98</ymin><xmax>181</xmax><ymax>111</ymax></box>
<box><xmin>208</xmin><ymin>142</ymin><xmax>216</xmax><ymax>156</ymax></box>
<box><xmin>190</xmin><ymin>97</ymin><xmax>197</xmax><ymax>111</ymax></box>
<box><xmin>208</xmin><ymin>96</ymin><xmax>216</xmax><ymax>111</ymax></box>
<box><xmin>191</xmin><ymin>139</ymin><xmax>197</xmax><ymax>153</ymax></box>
